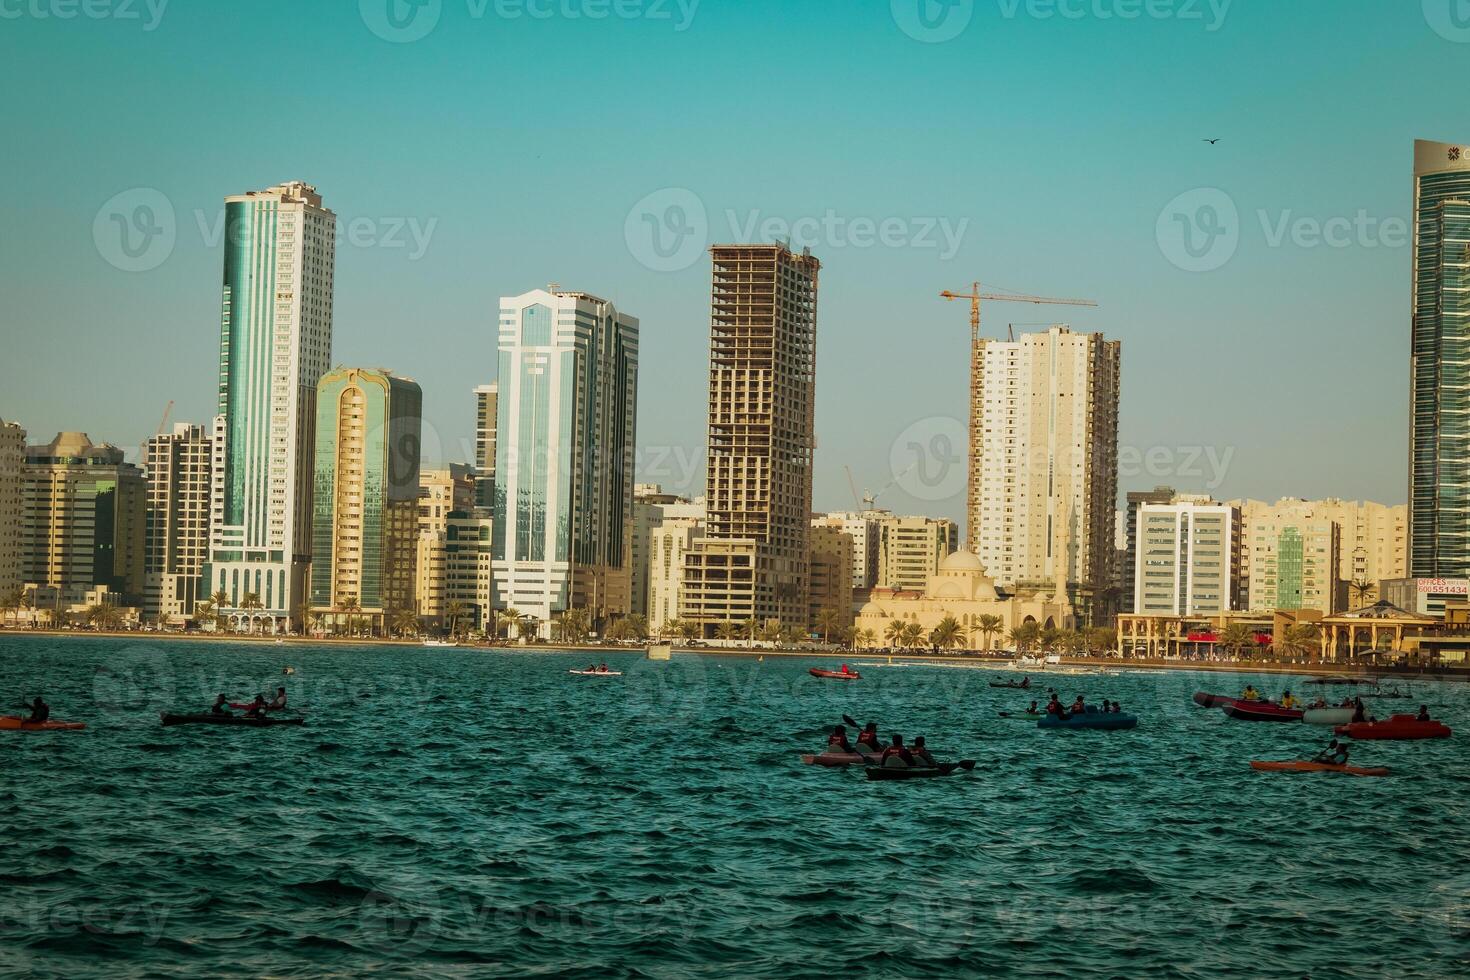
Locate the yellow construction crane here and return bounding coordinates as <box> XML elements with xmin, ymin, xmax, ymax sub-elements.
<box><xmin>940</xmin><ymin>283</ymin><xmax>1097</xmax><ymax>342</ymax></box>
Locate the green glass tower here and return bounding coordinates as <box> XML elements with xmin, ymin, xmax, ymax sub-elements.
<box><xmin>1410</xmin><ymin>139</ymin><xmax>1470</xmax><ymax>577</ymax></box>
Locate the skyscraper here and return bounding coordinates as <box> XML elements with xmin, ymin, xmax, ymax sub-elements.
<box><xmin>415</xmin><ymin>465</ymin><xmax>476</xmax><ymax>623</ymax></box>
<box><xmin>142</xmin><ymin>423</ymin><xmax>212</xmax><ymax>622</ymax></box>
<box><xmin>492</xmin><ymin>288</ymin><xmax>639</xmax><ymax>633</ymax></box>
<box><xmin>682</xmin><ymin>244</ymin><xmax>820</xmax><ymax>633</ymax></box>
<box><xmin>969</xmin><ymin>325</ymin><xmax>1120</xmax><ymax>620</ymax></box>
<box><xmin>0</xmin><ymin>419</ymin><xmax>24</xmax><ymax>600</ymax></box>
<box><xmin>203</xmin><ymin>181</ymin><xmax>335</xmax><ymax>633</ymax></box>
<box><xmin>1409</xmin><ymin>138</ymin><xmax>1470</xmax><ymax>577</ymax></box>
<box><xmin>473</xmin><ymin>383</ymin><xmax>498</xmax><ymax>513</ymax></box>
<box><xmin>309</xmin><ymin>368</ymin><xmax>423</xmax><ymax>634</ymax></box>
<box><xmin>21</xmin><ymin>433</ymin><xmax>145</xmax><ymax>607</ymax></box>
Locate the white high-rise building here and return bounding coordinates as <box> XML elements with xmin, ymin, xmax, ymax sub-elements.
<box><xmin>812</xmin><ymin>510</ymin><xmax>885</xmax><ymax>591</ymax></box>
<box><xmin>492</xmin><ymin>288</ymin><xmax>639</xmax><ymax>633</ymax></box>
<box><xmin>970</xmin><ymin>325</ymin><xmax>1120</xmax><ymax>618</ymax></box>
<box><xmin>202</xmin><ymin>181</ymin><xmax>335</xmax><ymax>633</ymax></box>
<box><xmin>143</xmin><ymin>423</ymin><xmax>213</xmax><ymax>622</ymax></box>
<box><xmin>1133</xmin><ymin>497</ymin><xmax>1242</xmax><ymax>616</ymax></box>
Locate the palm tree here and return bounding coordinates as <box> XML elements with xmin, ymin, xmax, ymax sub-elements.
<box><xmin>929</xmin><ymin>616</ymin><xmax>964</xmax><ymax>651</ymax></box>
<box><xmin>677</xmin><ymin>619</ymin><xmax>703</xmax><ymax>643</ymax></box>
<box><xmin>1086</xmin><ymin>626</ymin><xmax>1117</xmax><ymax>657</ymax></box>
<box><xmin>556</xmin><ymin>607</ymin><xmax>590</xmax><ymax>645</ymax></box>
<box><xmin>333</xmin><ymin>595</ymin><xmax>360</xmax><ymax>637</ymax></box>
<box><xmin>758</xmin><ymin>618</ymin><xmax>784</xmax><ymax>644</ymax></box>
<box><xmin>192</xmin><ymin>599</ymin><xmax>214</xmax><ymax>630</ymax></box>
<box><xmin>208</xmin><ymin>589</ymin><xmax>230</xmax><ymax>631</ymax></box>
<box><xmin>884</xmin><ymin>618</ymin><xmax>907</xmax><ymax>649</ymax></box>
<box><xmin>623</xmin><ymin>613</ymin><xmax>648</xmax><ymax>641</ymax></box>
<box><xmin>494</xmin><ymin>607</ymin><xmax>521</xmax><ymax>643</ymax></box>
<box><xmin>1275</xmin><ymin>623</ymin><xmax>1321</xmax><ymax>663</ymax></box>
<box><xmin>1039</xmin><ymin>626</ymin><xmax>1062</xmax><ymax>653</ymax></box>
<box><xmin>240</xmin><ymin>592</ymin><xmax>263</xmax><ymax>634</ymax></box>
<box><xmin>389</xmin><ymin>606</ymin><xmax>420</xmax><ymax>638</ymax></box>
<box><xmin>741</xmin><ymin>617</ymin><xmax>760</xmax><ymax>649</ymax></box>
<box><xmin>715</xmin><ymin>620</ymin><xmax>739</xmax><ymax>643</ymax></box>
<box><xmin>900</xmin><ymin>621</ymin><xmax>925</xmax><ymax>650</ymax></box>
<box><xmin>1218</xmin><ymin>622</ymin><xmax>1255</xmax><ymax>661</ymax></box>
<box><xmin>971</xmin><ymin>614</ymin><xmax>1004</xmax><ymax>652</ymax></box>
<box><xmin>779</xmin><ymin>624</ymin><xmax>805</xmax><ymax>647</ymax></box>
<box><xmin>1009</xmin><ymin>622</ymin><xmax>1040</xmax><ymax>654</ymax></box>
<box><xmin>520</xmin><ymin>615</ymin><xmax>543</xmax><ymax>642</ymax></box>
<box><xmin>1348</xmin><ymin>577</ymin><xmax>1376</xmax><ymax>609</ymax></box>
<box><xmin>1</xmin><ymin>586</ymin><xmax>23</xmax><ymax>627</ymax></box>
<box><xmin>814</xmin><ymin>608</ymin><xmax>844</xmax><ymax>646</ymax></box>
<box><xmin>853</xmin><ymin>626</ymin><xmax>877</xmax><ymax>652</ymax></box>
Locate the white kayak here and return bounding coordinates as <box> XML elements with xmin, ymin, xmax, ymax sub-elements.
<box><xmin>568</xmin><ymin>670</ymin><xmax>622</xmax><ymax>677</ymax></box>
<box><xmin>1302</xmin><ymin>707</ymin><xmax>1355</xmax><ymax>725</ymax></box>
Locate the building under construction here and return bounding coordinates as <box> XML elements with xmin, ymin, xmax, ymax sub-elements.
<box><xmin>682</xmin><ymin>243</ymin><xmax>820</xmax><ymax>633</ymax></box>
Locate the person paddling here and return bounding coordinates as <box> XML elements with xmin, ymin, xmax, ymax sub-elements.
<box><xmin>1020</xmin><ymin>675</ymin><xmax>1030</xmax><ymax>689</ymax></box>
<box><xmin>827</xmin><ymin>725</ymin><xmax>854</xmax><ymax>753</ymax></box>
<box><xmin>25</xmin><ymin>696</ymin><xmax>50</xmax><ymax>724</ymax></box>
<box><xmin>268</xmin><ymin>687</ymin><xmax>287</xmax><ymax>711</ymax></box>
<box><xmin>855</xmin><ymin>721</ymin><xmax>881</xmax><ymax>757</ymax></box>
<box><xmin>1313</xmin><ymin>738</ymin><xmax>1349</xmax><ymax>765</ymax></box>
<box><xmin>1351</xmin><ymin>697</ymin><xmax>1368</xmax><ymax>723</ymax></box>
<box><xmin>911</xmin><ymin>736</ymin><xmax>937</xmax><ymax>768</ymax></box>
<box><xmin>1279</xmin><ymin>690</ymin><xmax>1298</xmax><ymax>709</ymax></box>
<box><xmin>1046</xmin><ymin>694</ymin><xmax>1064</xmax><ymax>718</ymax></box>
<box><xmin>880</xmin><ymin>734</ymin><xmax>914</xmax><ymax>768</ymax></box>
<box><xmin>1027</xmin><ymin>700</ymin><xmax>1040</xmax><ymax>716</ymax></box>
<box><xmin>1242</xmin><ymin>684</ymin><xmax>1260</xmax><ymax>701</ymax></box>
<box><xmin>1416</xmin><ymin>704</ymin><xmax>1431</xmax><ymax>722</ymax></box>
<box><xmin>210</xmin><ymin>694</ymin><xmax>232</xmax><ymax>716</ymax></box>
<box><xmin>243</xmin><ymin>694</ymin><xmax>268</xmax><ymax>719</ymax></box>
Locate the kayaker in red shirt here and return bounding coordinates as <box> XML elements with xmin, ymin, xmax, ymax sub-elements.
<box><xmin>880</xmin><ymin>734</ymin><xmax>915</xmax><ymax>768</ymax></box>
<box><xmin>855</xmin><ymin>722</ymin><xmax>881</xmax><ymax>755</ymax></box>
<box><xmin>243</xmin><ymin>695</ymin><xmax>268</xmax><ymax>719</ymax></box>
<box><xmin>827</xmin><ymin>725</ymin><xmax>854</xmax><ymax>752</ymax></box>
<box><xmin>840</xmin><ymin>663</ymin><xmax>851</xmax><ymax>674</ymax></box>
<box><xmin>911</xmin><ymin>736</ymin><xmax>936</xmax><ymax>767</ymax></box>
<box><xmin>1070</xmin><ymin>695</ymin><xmax>1086</xmax><ymax>715</ymax></box>
<box><xmin>1046</xmin><ymin>694</ymin><xmax>1064</xmax><ymax>717</ymax></box>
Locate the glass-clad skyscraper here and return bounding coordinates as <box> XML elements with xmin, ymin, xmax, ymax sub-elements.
<box><xmin>309</xmin><ymin>368</ymin><xmax>423</xmax><ymax>632</ymax></box>
<box><xmin>492</xmin><ymin>289</ymin><xmax>638</xmax><ymax>634</ymax></box>
<box><xmin>203</xmin><ymin>181</ymin><xmax>335</xmax><ymax>632</ymax></box>
<box><xmin>1409</xmin><ymin>139</ymin><xmax>1470</xmax><ymax>577</ymax></box>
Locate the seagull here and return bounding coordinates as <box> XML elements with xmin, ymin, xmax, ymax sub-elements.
<box><xmin>1202</xmin><ymin>138</ymin><xmax>1222</xmax><ymax>144</ymax></box>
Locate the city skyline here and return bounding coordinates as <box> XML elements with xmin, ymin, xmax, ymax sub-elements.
<box><xmin>5</xmin><ymin>4</ymin><xmax>1468</xmax><ymax>523</ymax></box>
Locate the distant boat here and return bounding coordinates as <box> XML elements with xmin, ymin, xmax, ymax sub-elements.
<box><xmin>423</xmin><ymin>639</ymin><xmax>459</xmax><ymax>648</ymax></box>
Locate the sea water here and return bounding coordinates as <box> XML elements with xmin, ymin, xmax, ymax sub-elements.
<box><xmin>0</xmin><ymin>635</ymin><xmax>1466</xmax><ymax>978</ymax></box>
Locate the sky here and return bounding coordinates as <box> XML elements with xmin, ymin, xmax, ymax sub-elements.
<box><xmin>1</xmin><ymin>0</ymin><xmax>1466</xmax><ymax>525</ymax></box>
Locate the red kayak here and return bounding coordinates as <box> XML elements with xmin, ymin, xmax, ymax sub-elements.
<box><xmin>0</xmin><ymin>715</ymin><xmax>86</xmax><ymax>732</ymax></box>
<box><xmin>1221</xmin><ymin>699</ymin><xmax>1303</xmax><ymax>722</ymax></box>
<box><xmin>809</xmin><ymin>668</ymin><xmax>861</xmax><ymax>680</ymax></box>
<box><xmin>801</xmin><ymin>752</ymin><xmax>868</xmax><ymax>767</ymax></box>
<box><xmin>1193</xmin><ymin>692</ymin><xmax>1233</xmax><ymax>708</ymax></box>
<box><xmin>1334</xmin><ymin>715</ymin><xmax>1452</xmax><ymax>740</ymax></box>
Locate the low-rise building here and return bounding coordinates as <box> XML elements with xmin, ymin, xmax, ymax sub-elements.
<box><xmin>808</xmin><ymin>525</ymin><xmax>854</xmax><ymax>633</ymax></box>
<box><xmin>1133</xmin><ymin>497</ymin><xmax>1242</xmax><ymax>617</ymax></box>
<box><xmin>875</xmin><ymin>515</ymin><xmax>958</xmax><ymax>593</ymax></box>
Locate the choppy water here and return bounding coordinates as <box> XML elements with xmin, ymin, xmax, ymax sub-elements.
<box><xmin>0</xmin><ymin>635</ymin><xmax>1467</xmax><ymax>978</ymax></box>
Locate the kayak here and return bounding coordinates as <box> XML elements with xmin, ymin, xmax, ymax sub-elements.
<box><xmin>159</xmin><ymin>713</ymin><xmax>305</xmax><ymax>728</ymax></box>
<box><xmin>989</xmin><ymin>681</ymin><xmax>1031</xmax><ymax>689</ymax></box>
<box><xmin>1221</xmin><ymin>700</ymin><xmax>1303</xmax><ymax>722</ymax></box>
<box><xmin>1192</xmin><ymin>692</ymin><xmax>1233</xmax><ymax>708</ymax></box>
<box><xmin>864</xmin><ymin>761</ymin><xmax>973</xmax><ymax>781</ymax></box>
<box><xmin>809</xmin><ymin>668</ymin><xmax>861</xmax><ymax>680</ymax></box>
<box><xmin>997</xmin><ymin>711</ymin><xmax>1044</xmax><ymax>721</ymax></box>
<box><xmin>801</xmin><ymin>752</ymin><xmax>868</xmax><ymax>767</ymax></box>
<box><xmin>1334</xmin><ymin>715</ymin><xmax>1452</xmax><ymax>740</ymax></box>
<box><xmin>567</xmin><ymin>670</ymin><xmax>622</xmax><ymax>677</ymax></box>
<box><xmin>1037</xmin><ymin>711</ymin><xmax>1138</xmax><ymax>731</ymax></box>
<box><xmin>1301</xmin><ymin>707</ymin><xmax>1355</xmax><ymax>726</ymax></box>
<box><xmin>0</xmin><ymin>715</ymin><xmax>86</xmax><ymax>732</ymax></box>
<box><xmin>1250</xmin><ymin>760</ymin><xmax>1391</xmax><ymax>777</ymax></box>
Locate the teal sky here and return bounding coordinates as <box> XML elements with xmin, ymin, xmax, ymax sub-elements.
<box><xmin>2</xmin><ymin>0</ymin><xmax>1466</xmax><ymax>522</ymax></box>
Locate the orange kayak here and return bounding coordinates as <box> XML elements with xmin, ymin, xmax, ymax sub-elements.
<box><xmin>0</xmin><ymin>715</ymin><xmax>86</xmax><ymax>732</ymax></box>
<box><xmin>1250</xmin><ymin>760</ymin><xmax>1389</xmax><ymax>777</ymax></box>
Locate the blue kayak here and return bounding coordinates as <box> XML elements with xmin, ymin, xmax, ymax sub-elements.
<box><xmin>1037</xmin><ymin>710</ymin><xmax>1137</xmax><ymax>731</ymax></box>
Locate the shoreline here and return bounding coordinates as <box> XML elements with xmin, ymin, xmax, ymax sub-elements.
<box><xmin>2</xmin><ymin>627</ymin><xmax>1465</xmax><ymax>680</ymax></box>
